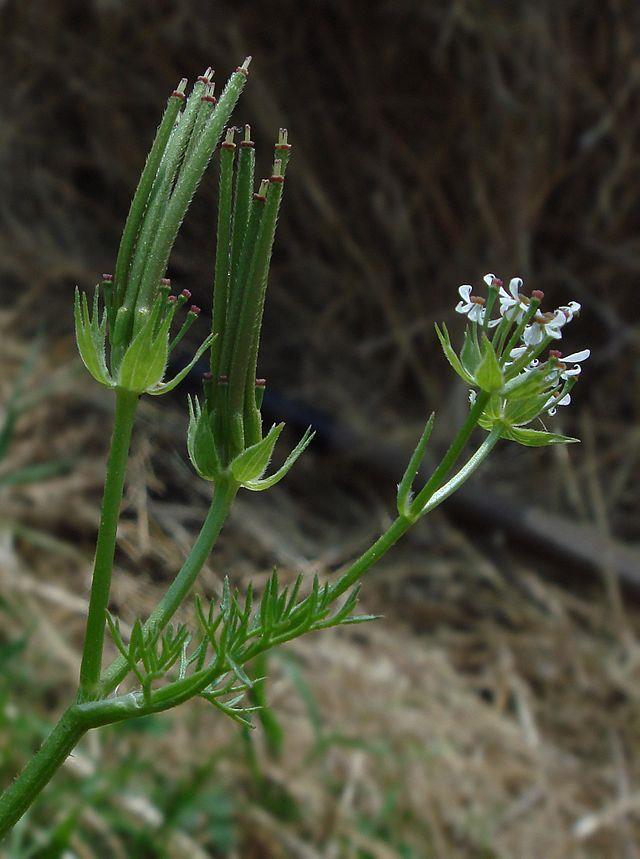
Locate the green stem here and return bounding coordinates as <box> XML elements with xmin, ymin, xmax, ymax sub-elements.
<box><xmin>409</xmin><ymin>391</ymin><xmax>490</xmax><ymax>515</ymax></box>
<box><xmin>0</xmin><ymin>707</ymin><xmax>88</xmax><ymax>838</ymax></box>
<box><xmin>328</xmin><ymin>393</ymin><xmax>491</xmax><ymax>602</ymax></box>
<box><xmin>78</xmin><ymin>389</ymin><xmax>139</xmax><ymax>702</ymax></box>
<box><xmin>419</xmin><ymin>425</ymin><xmax>501</xmax><ymax>515</ymax></box>
<box><xmin>328</xmin><ymin>514</ymin><xmax>412</xmax><ymax>602</ymax></box>
<box><xmin>99</xmin><ymin>477</ymin><xmax>238</xmax><ymax>698</ymax></box>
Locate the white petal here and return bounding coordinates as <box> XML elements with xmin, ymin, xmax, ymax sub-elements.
<box><xmin>458</xmin><ymin>284</ymin><xmax>472</xmax><ymax>302</ymax></box>
<box><xmin>487</xmin><ymin>317</ymin><xmax>501</xmax><ymax>328</ymax></box>
<box><xmin>483</xmin><ymin>273</ymin><xmax>496</xmax><ymax>287</ymax></box>
<box><xmin>562</xmin><ymin>366</ymin><xmax>581</xmax><ymax>378</ymax></box>
<box><xmin>499</xmin><ymin>300</ymin><xmax>518</xmax><ymax>319</ymax></box>
<box><xmin>509</xmin><ymin>277</ymin><xmax>522</xmax><ymax>299</ymax></box>
<box><xmin>523</xmin><ymin>325</ymin><xmax>542</xmax><ymax>346</ymax></box>
<box><xmin>548</xmin><ymin>406</ymin><xmax>557</xmax><ymax>416</ymax></box>
<box><xmin>455</xmin><ymin>300</ymin><xmax>470</xmax><ymax>314</ymax></box>
<box><xmin>468</xmin><ymin>304</ymin><xmax>484</xmax><ymax>323</ymax></box>
<box><xmin>558</xmin><ymin>393</ymin><xmax>571</xmax><ymax>407</ymax></box>
<box><xmin>510</xmin><ymin>346</ymin><xmax>528</xmax><ymax>359</ymax></box>
<box><xmin>563</xmin><ymin>349</ymin><xmax>590</xmax><ymax>363</ymax></box>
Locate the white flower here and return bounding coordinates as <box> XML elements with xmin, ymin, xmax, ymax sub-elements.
<box><xmin>455</xmin><ymin>285</ymin><xmax>486</xmax><ymax>323</ymax></box>
<box><xmin>468</xmin><ymin>389</ymin><xmax>477</xmax><ymax>405</ymax></box>
<box><xmin>523</xmin><ymin>310</ymin><xmax>566</xmax><ymax>346</ymax></box>
<box><xmin>483</xmin><ymin>273</ymin><xmax>499</xmax><ymax>285</ymax></box>
<box><xmin>559</xmin><ymin>301</ymin><xmax>581</xmax><ymax>323</ymax></box>
<box><xmin>498</xmin><ymin>277</ymin><xmax>528</xmax><ymax>321</ymax></box>
<box><xmin>506</xmin><ymin>345</ymin><xmax>539</xmax><ymax>372</ymax></box>
<box><xmin>558</xmin><ymin>349</ymin><xmax>590</xmax><ymax>380</ymax></box>
<box><xmin>546</xmin><ymin>392</ymin><xmax>571</xmax><ymax>416</ymax></box>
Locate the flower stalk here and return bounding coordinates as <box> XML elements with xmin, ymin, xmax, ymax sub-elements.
<box><xmin>78</xmin><ymin>388</ymin><xmax>139</xmax><ymax>701</ymax></box>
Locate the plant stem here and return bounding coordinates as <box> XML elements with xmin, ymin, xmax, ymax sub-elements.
<box><xmin>99</xmin><ymin>477</ymin><xmax>238</xmax><ymax>697</ymax></box>
<box><xmin>330</xmin><ymin>394</ymin><xmax>491</xmax><ymax>602</ymax></box>
<box><xmin>78</xmin><ymin>389</ymin><xmax>139</xmax><ymax>702</ymax></box>
<box><xmin>409</xmin><ymin>391</ymin><xmax>490</xmax><ymax>515</ymax></box>
<box><xmin>418</xmin><ymin>425</ymin><xmax>501</xmax><ymax>515</ymax></box>
<box><xmin>0</xmin><ymin>475</ymin><xmax>236</xmax><ymax>837</ymax></box>
<box><xmin>326</xmin><ymin>515</ymin><xmax>414</xmax><ymax>603</ymax></box>
<box><xmin>0</xmin><ymin>707</ymin><xmax>88</xmax><ymax>838</ymax></box>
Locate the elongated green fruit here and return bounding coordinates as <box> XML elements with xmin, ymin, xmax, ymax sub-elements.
<box><xmin>113</xmin><ymin>80</ymin><xmax>186</xmax><ymax>313</ymax></box>
<box><xmin>130</xmin><ymin>76</ymin><xmax>212</xmax><ymax>333</ymax></box>
<box><xmin>228</xmin><ymin>137</ymin><xmax>290</xmax><ymax>413</ymax></box>
<box><xmin>180</xmin><ymin>77</ymin><xmax>217</xmax><ymax>170</ymax></box>
<box><xmin>220</xmin><ymin>126</ymin><xmax>255</xmax><ymax>374</ymax></box>
<box><xmin>227</xmin><ymin>158</ymin><xmax>287</xmax><ymax>450</ymax></box>
<box><xmin>209</xmin><ymin>127</ymin><xmax>237</xmax><ymax>385</ymax></box>
<box><xmin>137</xmin><ymin>60</ymin><xmax>251</xmax><ymax>311</ymax></box>
<box><xmin>220</xmin><ymin>178</ymin><xmax>267</xmax><ymax>378</ymax></box>
<box><xmin>238</xmin><ymin>136</ymin><xmax>291</xmax><ymax>445</ymax></box>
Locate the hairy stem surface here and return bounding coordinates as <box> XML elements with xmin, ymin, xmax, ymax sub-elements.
<box><xmin>0</xmin><ymin>707</ymin><xmax>88</xmax><ymax>838</ymax></box>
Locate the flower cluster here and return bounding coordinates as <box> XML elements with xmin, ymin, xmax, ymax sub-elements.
<box><xmin>441</xmin><ymin>274</ymin><xmax>590</xmax><ymax>446</ymax></box>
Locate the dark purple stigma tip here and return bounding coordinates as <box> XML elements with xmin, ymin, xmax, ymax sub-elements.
<box><xmin>269</xmin><ymin>174</ymin><xmax>285</xmax><ymax>184</ymax></box>
<box><xmin>549</xmin><ymin>349</ymin><xmax>562</xmax><ymax>359</ymax></box>
<box><xmin>253</xmin><ymin>192</ymin><xmax>267</xmax><ymax>202</ymax></box>
<box><xmin>203</xmin><ymin>371</ymin><xmax>213</xmax><ymax>381</ymax></box>
<box><xmin>255</xmin><ymin>378</ymin><xmax>266</xmax><ymax>387</ymax></box>
<box><xmin>235</xmin><ymin>66</ymin><xmax>249</xmax><ymax>77</ymax></box>
<box><xmin>101</xmin><ymin>273</ymin><xmax>114</xmax><ymax>282</ymax></box>
<box><xmin>275</xmin><ymin>143</ymin><xmax>292</xmax><ymax>151</ymax></box>
<box><xmin>180</xmin><ymin>289</ymin><xmax>191</xmax><ymax>300</ymax></box>
<box><xmin>531</xmin><ymin>290</ymin><xmax>545</xmax><ymax>301</ymax></box>
<box><xmin>218</xmin><ymin>374</ymin><xmax>228</xmax><ymax>384</ymax></box>
<box><xmin>171</xmin><ymin>90</ymin><xmax>187</xmax><ymax>100</ymax></box>
<box><xmin>201</xmin><ymin>95</ymin><xmax>217</xmax><ymax>104</ymax></box>
<box><xmin>189</xmin><ymin>305</ymin><xmax>201</xmax><ymax>315</ymax></box>
<box><xmin>168</xmin><ymin>295</ymin><xmax>177</xmax><ymax>303</ymax></box>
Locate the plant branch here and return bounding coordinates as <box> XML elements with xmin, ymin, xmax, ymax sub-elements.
<box><xmin>78</xmin><ymin>388</ymin><xmax>139</xmax><ymax>701</ymax></box>
<box><xmin>99</xmin><ymin>476</ymin><xmax>239</xmax><ymax>698</ymax></box>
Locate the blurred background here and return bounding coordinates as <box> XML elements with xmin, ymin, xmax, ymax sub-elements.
<box><xmin>1</xmin><ymin>1</ymin><xmax>639</xmax><ymax>856</ymax></box>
